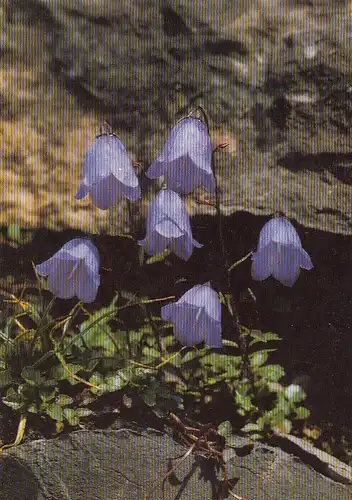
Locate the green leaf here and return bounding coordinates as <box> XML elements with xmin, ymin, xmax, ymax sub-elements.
<box><xmin>252</xmin><ymin>331</ymin><xmax>281</xmax><ymax>342</ymax></box>
<box><xmin>142</xmin><ymin>346</ymin><xmax>161</xmax><ymax>360</ymax></box>
<box><xmin>294</xmin><ymin>406</ymin><xmax>310</xmax><ymax>420</ymax></box>
<box><xmin>269</xmin><ymin>394</ymin><xmax>292</xmax><ymax>417</ymax></box>
<box><xmin>249</xmin><ymin>351</ymin><xmax>269</xmax><ymax>369</ymax></box>
<box><xmin>199</xmin><ymin>353</ymin><xmax>230</xmax><ymax>374</ymax></box>
<box><xmin>142</xmin><ymin>387</ymin><xmax>156</xmax><ymax>407</ymax></box>
<box><xmin>235</xmin><ymin>391</ymin><xmax>255</xmax><ymax>413</ymax></box>
<box><xmin>28</xmin><ymin>403</ymin><xmax>39</xmax><ymax>414</ymax></box>
<box><xmin>89</xmin><ymin>372</ymin><xmax>105</xmax><ymax>387</ymax></box>
<box><xmin>21</xmin><ymin>366</ymin><xmax>44</xmax><ymax>386</ymax></box>
<box><xmin>218</xmin><ymin>420</ymin><xmax>232</xmax><ymax>438</ymax></box>
<box><xmin>264</xmin><ymin>408</ymin><xmax>282</xmax><ymax>424</ymax></box>
<box><xmin>55</xmin><ymin>394</ymin><xmax>74</xmax><ymax>406</ymax></box>
<box><xmin>46</xmin><ymin>403</ymin><xmax>64</xmax><ymax>422</ymax></box>
<box><xmin>256</xmin><ymin>364</ymin><xmax>285</xmax><ymax>382</ymax></box>
<box><xmin>39</xmin><ymin>388</ymin><xmax>56</xmax><ymax>403</ymax></box>
<box><xmin>78</xmin><ymin>298</ymin><xmax>119</xmax><ymax>356</ymax></box>
<box><xmin>181</xmin><ymin>350</ymin><xmax>200</xmax><ymax>363</ymax></box>
<box><xmin>267</xmin><ymin>382</ymin><xmax>284</xmax><ymax>394</ymax></box>
<box><xmin>63</xmin><ymin>408</ymin><xmax>80</xmax><ymax>426</ymax></box>
<box><xmin>76</xmin><ymin>408</ymin><xmax>93</xmax><ymax>418</ymax></box>
<box><xmin>249</xmin><ymin>331</ymin><xmax>281</xmax><ymax>347</ymax></box>
<box><xmin>105</xmin><ymin>373</ymin><xmax>128</xmax><ymax>392</ymax></box>
<box><xmin>127</xmin><ymin>330</ymin><xmax>146</xmax><ymax>344</ymax></box>
<box><xmin>50</xmin><ymin>364</ymin><xmax>84</xmax><ymax>385</ymax></box>
<box><xmin>284</xmin><ymin>384</ymin><xmax>306</xmax><ymax>403</ymax></box>
<box><xmin>3</xmin><ymin>388</ymin><xmax>25</xmax><ymax>410</ymax></box>
<box><xmin>7</xmin><ymin>224</ymin><xmax>22</xmax><ymax>243</ymax></box>
<box><xmin>146</xmin><ymin>249</ymin><xmax>170</xmax><ymax>264</ymax></box>
<box><xmin>247</xmin><ymin>433</ymin><xmax>263</xmax><ymax>441</ymax></box>
<box><xmin>274</xmin><ymin>418</ymin><xmax>292</xmax><ymax>434</ymax></box>
<box><xmin>241</xmin><ymin>423</ymin><xmax>262</xmax><ymax>433</ymax></box>
<box><xmin>0</xmin><ymin>369</ymin><xmax>14</xmax><ymax>388</ymax></box>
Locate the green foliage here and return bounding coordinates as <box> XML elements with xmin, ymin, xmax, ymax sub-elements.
<box><xmin>0</xmin><ymin>287</ymin><xmax>310</xmax><ymax>443</ymax></box>
<box><xmin>6</xmin><ymin>225</ymin><xmax>36</xmax><ymax>248</ymax></box>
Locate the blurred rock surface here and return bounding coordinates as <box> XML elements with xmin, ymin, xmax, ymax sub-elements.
<box><xmin>0</xmin><ymin>427</ymin><xmax>351</xmax><ymax>499</ymax></box>
<box><xmin>0</xmin><ymin>1</ymin><xmax>351</xmax><ymax>235</ymax></box>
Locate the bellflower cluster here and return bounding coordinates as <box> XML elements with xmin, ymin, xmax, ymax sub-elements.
<box><xmin>140</xmin><ymin>117</ymin><xmax>222</xmax><ymax>345</ymax></box>
<box><xmin>34</xmin><ymin>118</ymin><xmax>314</xmax><ymax>347</ymax></box>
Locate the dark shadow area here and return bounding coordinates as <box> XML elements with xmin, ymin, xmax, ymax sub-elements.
<box><xmin>204</xmin><ymin>39</ymin><xmax>248</xmax><ymax>57</ymax></box>
<box><xmin>0</xmin><ymin>212</ymin><xmax>352</xmax><ymax>460</ymax></box>
<box><xmin>278</xmin><ymin>152</ymin><xmax>352</xmax><ymax>184</ymax></box>
<box><xmin>161</xmin><ymin>7</ymin><xmax>190</xmax><ymax>37</ymax></box>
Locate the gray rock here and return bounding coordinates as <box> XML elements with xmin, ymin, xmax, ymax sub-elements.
<box><xmin>0</xmin><ymin>428</ymin><xmax>351</xmax><ymax>499</ymax></box>
<box><xmin>2</xmin><ymin>1</ymin><xmax>352</xmax><ymax>234</ymax></box>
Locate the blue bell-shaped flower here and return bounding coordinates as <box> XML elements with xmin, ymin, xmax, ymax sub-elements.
<box><xmin>75</xmin><ymin>130</ymin><xmax>141</xmax><ymax>210</ymax></box>
<box><xmin>146</xmin><ymin>117</ymin><xmax>215</xmax><ymax>195</ymax></box>
<box><xmin>36</xmin><ymin>238</ymin><xmax>100</xmax><ymax>303</ymax></box>
<box><xmin>161</xmin><ymin>283</ymin><xmax>222</xmax><ymax>347</ymax></box>
<box><xmin>252</xmin><ymin>217</ymin><xmax>313</xmax><ymax>287</ymax></box>
<box><xmin>138</xmin><ymin>189</ymin><xmax>202</xmax><ymax>261</ymax></box>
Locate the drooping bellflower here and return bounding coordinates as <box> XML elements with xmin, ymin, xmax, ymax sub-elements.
<box><xmin>138</xmin><ymin>189</ymin><xmax>202</xmax><ymax>261</ymax></box>
<box><xmin>146</xmin><ymin>117</ymin><xmax>215</xmax><ymax>194</ymax></box>
<box><xmin>161</xmin><ymin>283</ymin><xmax>222</xmax><ymax>347</ymax></box>
<box><xmin>36</xmin><ymin>238</ymin><xmax>100</xmax><ymax>303</ymax></box>
<box><xmin>251</xmin><ymin>217</ymin><xmax>313</xmax><ymax>287</ymax></box>
<box><xmin>75</xmin><ymin>131</ymin><xmax>141</xmax><ymax>210</ymax></box>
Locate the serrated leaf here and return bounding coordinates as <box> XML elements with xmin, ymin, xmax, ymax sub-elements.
<box><xmin>63</xmin><ymin>408</ymin><xmax>80</xmax><ymax>426</ymax></box>
<box><xmin>267</xmin><ymin>382</ymin><xmax>283</xmax><ymax>394</ymax></box>
<box><xmin>249</xmin><ymin>349</ymin><xmax>276</xmax><ymax>370</ymax></box>
<box><xmin>21</xmin><ymin>366</ymin><xmax>44</xmax><ymax>386</ymax></box>
<box><xmin>241</xmin><ymin>423</ymin><xmax>261</xmax><ymax>433</ymax></box>
<box><xmin>274</xmin><ymin>418</ymin><xmax>292</xmax><ymax>434</ymax></box>
<box><xmin>89</xmin><ymin>373</ymin><xmax>105</xmax><ymax>386</ymax></box>
<box><xmin>50</xmin><ymin>364</ymin><xmax>84</xmax><ymax>385</ymax></box>
<box><xmin>128</xmin><ymin>330</ymin><xmax>146</xmax><ymax>344</ymax></box>
<box><xmin>249</xmin><ymin>331</ymin><xmax>281</xmax><ymax>347</ymax></box>
<box><xmin>295</xmin><ymin>406</ymin><xmax>310</xmax><ymax>420</ymax></box>
<box><xmin>235</xmin><ymin>391</ymin><xmax>255</xmax><ymax>412</ymax></box>
<box><xmin>142</xmin><ymin>346</ymin><xmax>160</xmax><ymax>360</ymax></box>
<box><xmin>249</xmin><ymin>351</ymin><xmax>269</xmax><ymax>369</ymax></box>
<box><xmin>27</xmin><ymin>403</ymin><xmax>39</xmax><ymax>414</ymax></box>
<box><xmin>2</xmin><ymin>388</ymin><xmax>25</xmax><ymax>410</ymax></box>
<box><xmin>218</xmin><ymin>420</ymin><xmax>232</xmax><ymax>437</ymax></box>
<box><xmin>248</xmin><ymin>433</ymin><xmax>263</xmax><ymax>440</ymax></box>
<box><xmin>181</xmin><ymin>350</ymin><xmax>200</xmax><ymax>363</ymax></box>
<box><xmin>76</xmin><ymin>408</ymin><xmax>93</xmax><ymax>418</ymax></box>
<box><xmin>105</xmin><ymin>373</ymin><xmax>128</xmax><ymax>392</ymax></box>
<box><xmin>55</xmin><ymin>394</ymin><xmax>74</xmax><ymax>406</ymax></box>
<box><xmin>0</xmin><ymin>369</ymin><xmax>14</xmax><ymax>388</ymax></box>
<box><xmin>46</xmin><ymin>403</ymin><xmax>64</xmax><ymax>422</ymax></box>
<box><xmin>142</xmin><ymin>388</ymin><xmax>156</xmax><ymax>407</ymax></box>
<box><xmin>284</xmin><ymin>384</ymin><xmax>306</xmax><ymax>403</ymax></box>
<box><xmin>39</xmin><ymin>388</ymin><xmax>56</xmax><ymax>403</ymax></box>
<box><xmin>256</xmin><ymin>364</ymin><xmax>285</xmax><ymax>382</ymax></box>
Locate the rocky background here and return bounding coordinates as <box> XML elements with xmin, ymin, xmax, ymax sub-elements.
<box><xmin>0</xmin><ymin>0</ymin><xmax>351</xmax><ymax>235</ymax></box>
